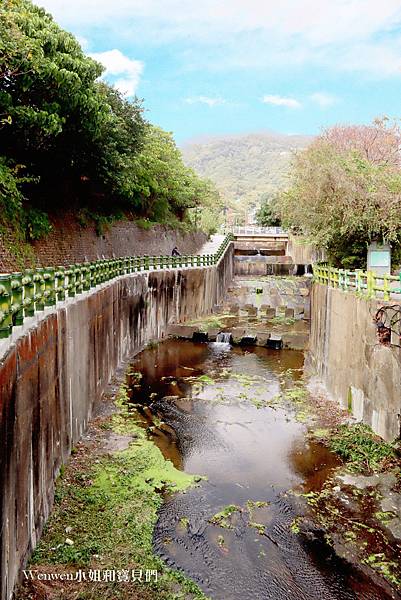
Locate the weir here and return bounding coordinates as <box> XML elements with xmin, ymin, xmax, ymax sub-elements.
<box><xmin>0</xmin><ymin>229</ymin><xmax>400</xmax><ymax>599</ymax></box>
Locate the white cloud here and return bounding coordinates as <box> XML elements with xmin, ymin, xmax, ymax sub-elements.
<box><xmin>184</xmin><ymin>96</ymin><xmax>226</xmax><ymax>107</ymax></box>
<box><xmin>76</xmin><ymin>35</ymin><xmax>89</xmax><ymax>50</ymax></box>
<box><xmin>262</xmin><ymin>95</ymin><xmax>301</xmax><ymax>109</ymax></box>
<box><xmin>90</xmin><ymin>49</ymin><xmax>144</xmax><ymax>96</ymax></box>
<box><xmin>38</xmin><ymin>0</ymin><xmax>401</xmax><ymax>77</ymax></box>
<box><xmin>310</xmin><ymin>92</ymin><xmax>338</xmax><ymax>107</ymax></box>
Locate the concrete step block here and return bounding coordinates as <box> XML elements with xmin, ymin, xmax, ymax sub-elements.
<box><xmin>266</xmin><ymin>334</ymin><xmax>283</xmax><ymax>349</ymax></box>
<box><xmin>255</xmin><ymin>333</ymin><xmax>270</xmax><ymax>346</ymax></box>
<box><xmin>231</xmin><ymin>327</ymin><xmax>247</xmax><ymax>344</ymax></box>
<box><xmin>167</xmin><ymin>324</ymin><xmax>199</xmax><ymax>338</ymax></box>
<box><xmin>282</xmin><ymin>332</ymin><xmax>309</xmax><ymax>350</ymax></box>
<box><xmin>207</xmin><ymin>328</ymin><xmax>221</xmax><ymax>341</ymax></box>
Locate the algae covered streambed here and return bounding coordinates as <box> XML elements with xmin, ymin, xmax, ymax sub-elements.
<box><xmin>17</xmin><ymin>339</ymin><xmax>400</xmax><ymax>600</ymax></box>
<box><xmin>129</xmin><ymin>340</ymin><xmax>400</xmax><ymax>600</ymax></box>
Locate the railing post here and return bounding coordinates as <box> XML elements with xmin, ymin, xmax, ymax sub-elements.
<box><xmin>88</xmin><ymin>263</ymin><xmax>96</xmax><ymax>288</ymax></box>
<box><xmin>355</xmin><ymin>269</ymin><xmax>361</xmax><ymax>293</ymax></box>
<box><xmin>383</xmin><ymin>274</ymin><xmax>390</xmax><ymax>301</ymax></box>
<box><xmin>367</xmin><ymin>271</ymin><xmax>374</xmax><ymax>298</ymax></box>
<box><xmin>43</xmin><ymin>267</ymin><xmax>56</xmax><ymax>307</ymax></box>
<box><xmin>23</xmin><ymin>270</ymin><xmax>35</xmax><ymax>316</ymax></box>
<box><xmin>67</xmin><ymin>265</ymin><xmax>76</xmax><ymax>297</ymax></box>
<box><xmin>10</xmin><ymin>272</ymin><xmax>24</xmax><ymax>326</ymax></box>
<box><xmin>55</xmin><ymin>266</ymin><xmax>66</xmax><ymax>301</ymax></box>
<box><xmin>82</xmin><ymin>264</ymin><xmax>91</xmax><ymax>291</ymax></box>
<box><xmin>0</xmin><ymin>274</ymin><xmax>12</xmax><ymax>338</ymax></box>
<box><xmin>34</xmin><ymin>269</ymin><xmax>46</xmax><ymax>310</ymax></box>
<box><xmin>76</xmin><ymin>264</ymin><xmax>84</xmax><ymax>294</ymax></box>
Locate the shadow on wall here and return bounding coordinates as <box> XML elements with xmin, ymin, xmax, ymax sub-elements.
<box><xmin>0</xmin><ymin>245</ymin><xmax>234</xmax><ymax>600</ymax></box>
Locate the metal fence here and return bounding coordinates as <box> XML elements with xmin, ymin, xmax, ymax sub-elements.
<box><xmin>0</xmin><ymin>233</ymin><xmax>234</xmax><ymax>339</ymax></box>
<box><xmin>313</xmin><ymin>264</ymin><xmax>401</xmax><ymax>301</ymax></box>
<box><xmin>230</xmin><ymin>226</ymin><xmax>286</xmax><ymax>236</ymax></box>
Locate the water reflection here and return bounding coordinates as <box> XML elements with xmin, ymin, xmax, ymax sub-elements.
<box><xmin>129</xmin><ymin>341</ymin><xmax>392</xmax><ymax>600</ymax></box>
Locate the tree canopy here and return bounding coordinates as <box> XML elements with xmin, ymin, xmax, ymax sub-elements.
<box><xmin>277</xmin><ymin>119</ymin><xmax>401</xmax><ymax>268</ymax></box>
<box><xmin>0</xmin><ymin>0</ymin><xmax>220</xmax><ymax>239</ymax></box>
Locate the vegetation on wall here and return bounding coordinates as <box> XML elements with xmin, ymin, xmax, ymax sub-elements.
<box><xmin>0</xmin><ymin>0</ymin><xmax>221</xmax><ymax>243</ymax></box>
<box><xmin>277</xmin><ymin>118</ymin><xmax>401</xmax><ymax>268</ymax></box>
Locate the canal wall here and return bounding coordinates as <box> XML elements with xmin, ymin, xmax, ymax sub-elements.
<box><xmin>0</xmin><ymin>245</ymin><xmax>233</xmax><ymax>600</ymax></box>
<box><xmin>308</xmin><ymin>283</ymin><xmax>401</xmax><ymax>441</ymax></box>
<box><xmin>287</xmin><ymin>235</ymin><xmax>326</xmax><ymax>265</ymax></box>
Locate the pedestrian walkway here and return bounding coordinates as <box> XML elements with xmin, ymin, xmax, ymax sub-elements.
<box><xmin>197</xmin><ymin>234</ymin><xmax>226</xmax><ymax>255</ymax></box>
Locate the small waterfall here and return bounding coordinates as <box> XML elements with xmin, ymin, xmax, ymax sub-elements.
<box><xmin>216</xmin><ymin>332</ymin><xmax>232</xmax><ymax>344</ymax></box>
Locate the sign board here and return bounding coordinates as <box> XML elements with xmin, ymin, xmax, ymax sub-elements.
<box><xmin>367</xmin><ymin>243</ymin><xmax>391</xmax><ymax>275</ymax></box>
<box><xmin>370</xmin><ymin>251</ymin><xmax>390</xmax><ymax>268</ymax></box>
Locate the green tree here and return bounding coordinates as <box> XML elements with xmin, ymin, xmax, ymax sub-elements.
<box><xmin>0</xmin><ymin>0</ymin><xmax>218</xmax><ymax>244</ymax></box>
<box><xmin>278</xmin><ymin>126</ymin><xmax>401</xmax><ymax>267</ymax></box>
<box><xmin>256</xmin><ymin>193</ymin><xmax>281</xmax><ymax>227</ymax></box>
<box><xmin>131</xmin><ymin>125</ymin><xmax>221</xmax><ymax>223</ymax></box>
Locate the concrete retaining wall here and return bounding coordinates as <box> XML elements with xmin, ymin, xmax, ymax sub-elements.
<box><xmin>287</xmin><ymin>235</ymin><xmax>326</xmax><ymax>265</ymax></box>
<box><xmin>308</xmin><ymin>283</ymin><xmax>401</xmax><ymax>441</ymax></box>
<box><xmin>0</xmin><ymin>245</ymin><xmax>233</xmax><ymax>600</ymax></box>
<box><xmin>234</xmin><ymin>256</ymin><xmax>294</xmax><ymax>276</ymax></box>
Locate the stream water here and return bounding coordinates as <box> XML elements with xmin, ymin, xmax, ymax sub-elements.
<box><xmin>128</xmin><ymin>340</ymin><xmax>393</xmax><ymax>600</ymax></box>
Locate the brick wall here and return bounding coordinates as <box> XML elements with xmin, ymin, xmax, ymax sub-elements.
<box><xmin>0</xmin><ymin>215</ymin><xmax>207</xmax><ymax>272</ymax></box>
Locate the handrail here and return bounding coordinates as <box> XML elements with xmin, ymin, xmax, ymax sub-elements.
<box><xmin>313</xmin><ymin>264</ymin><xmax>401</xmax><ymax>301</ymax></box>
<box><xmin>0</xmin><ymin>233</ymin><xmax>234</xmax><ymax>339</ymax></box>
<box><xmin>230</xmin><ymin>226</ymin><xmax>287</xmax><ymax>236</ymax></box>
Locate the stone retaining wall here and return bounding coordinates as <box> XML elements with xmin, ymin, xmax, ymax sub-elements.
<box><xmin>0</xmin><ymin>216</ymin><xmax>207</xmax><ymax>272</ymax></box>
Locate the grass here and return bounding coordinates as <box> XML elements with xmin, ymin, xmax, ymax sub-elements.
<box><xmin>327</xmin><ymin>423</ymin><xmax>397</xmax><ymax>473</ymax></box>
<box><xmin>269</xmin><ymin>316</ymin><xmax>296</xmax><ymax>326</ymax></box>
<box><xmin>17</xmin><ymin>383</ymin><xmax>208</xmax><ymax>600</ymax></box>
<box><xmin>186</xmin><ymin>314</ymin><xmax>236</xmax><ymax>332</ymax></box>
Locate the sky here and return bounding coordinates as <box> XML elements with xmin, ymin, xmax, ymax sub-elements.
<box><xmin>37</xmin><ymin>0</ymin><xmax>401</xmax><ymax>143</ymax></box>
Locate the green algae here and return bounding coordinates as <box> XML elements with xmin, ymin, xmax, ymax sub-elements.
<box><xmin>209</xmin><ymin>505</ymin><xmax>242</xmax><ymax>529</ymax></box>
<box><xmin>246</xmin><ymin>500</ymin><xmax>268</xmax><ymax>510</ymax></box>
<box><xmin>249</xmin><ymin>522</ymin><xmax>265</xmax><ymax>535</ymax></box>
<box><xmin>196</xmin><ymin>374</ymin><xmax>215</xmax><ymax>385</ymax></box>
<box><xmin>290</xmin><ymin>517</ymin><xmax>301</xmax><ymax>534</ymax></box>
<box><xmin>25</xmin><ymin>382</ymin><xmax>207</xmax><ymax>600</ymax></box>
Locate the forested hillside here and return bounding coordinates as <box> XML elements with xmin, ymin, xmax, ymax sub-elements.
<box><xmin>181</xmin><ymin>132</ymin><xmax>312</xmax><ymax>221</ymax></box>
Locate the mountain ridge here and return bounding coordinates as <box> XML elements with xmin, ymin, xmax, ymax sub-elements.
<box><xmin>181</xmin><ymin>131</ymin><xmax>313</xmax><ymax>218</ymax></box>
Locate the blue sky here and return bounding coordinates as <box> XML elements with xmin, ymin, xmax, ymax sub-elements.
<box><xmin>38</xmin><ymin>0</ymin><xmax>401</xmax><ymax>143</ymax></box>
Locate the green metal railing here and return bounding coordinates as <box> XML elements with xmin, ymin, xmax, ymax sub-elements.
<box><xmin>313</xmin><ymin>264</ymin><xmax>401</xmax><ymax>301</ymax></box>
<box><xmin>0</xmin><ymin>234</ymin><xmax>234</xmax><ymax>339</ymax></box>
